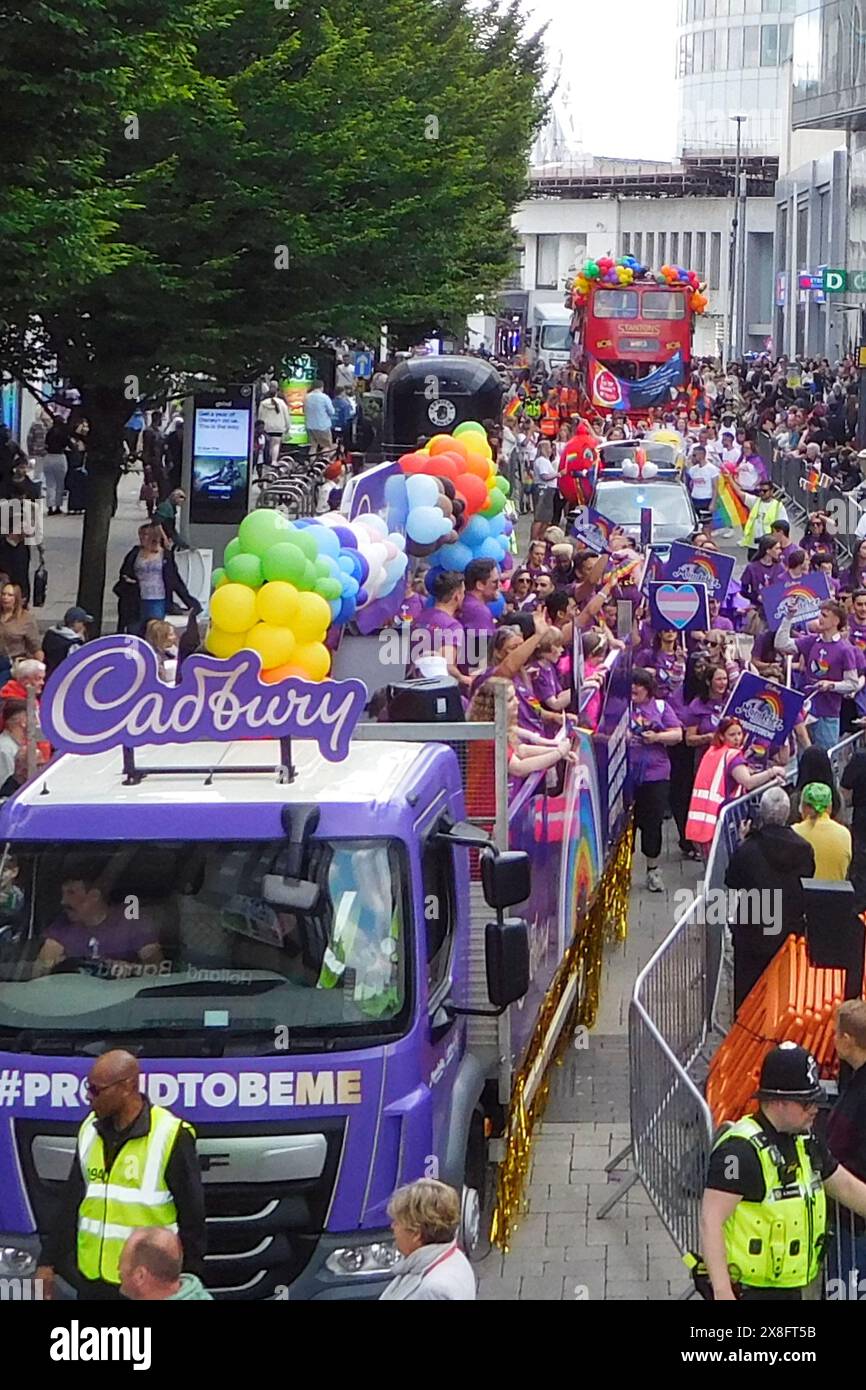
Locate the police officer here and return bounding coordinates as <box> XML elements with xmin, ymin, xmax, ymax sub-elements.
<box><xmin>701</xmin><ymin>1042</ymin><xmax>866</xmax><ymax>1300</ymax></box>
<box><xmin>36</xmin><ymin>1049</ymin><xmax>205</xmax><ymax>1300</ymax></box>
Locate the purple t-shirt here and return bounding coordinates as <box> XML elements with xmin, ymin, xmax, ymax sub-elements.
<box><xmin>629</xmin><ymin>698</ymin><xmax>681</xmax><ymax>785</ymax></box>
<box><xmin>795</xmin><ymin>632</ymin><xmax>858</xmax><ymax>717</ymax></box>
<box><xmin>741</xmin><ymin>559</ymin><xmax>784</xmax><ymax>606</ymax></box>
<box><xmin>530</xmin><ymin>661</ymin><xmax>561</xmax><ymax>709</ymax></box>
<box><xmin>685</xmin><ymin>696</ymin><xmax>725</xmax><ymax>737</ymax></box>
<box><xmin>635</xmin><ymin>647</ymin><xmax>687</xmax><ymax>718</ymax></box>
<box><xmin>848</xmin><ymin>619</ymin><xmax>866</xmax><ymax>654</ymax></box>
<box><xmin>459</xmin><ymin>593</ymin><xmax>497</xmax><ymax>640</ymax></box>
<box><xmin>46</xmin><ymin>906</ymin><xmax>158</xmax><ymax>964</ymax></box>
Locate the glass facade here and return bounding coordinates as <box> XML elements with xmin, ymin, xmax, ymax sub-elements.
<box><xmin>792</xmin><ymin>0</ymin><xmax>866</xmax><ymax>129</ymax></box>
<box><xmin>676</xmin><ymin>0</ymin><xmax>793</xmax><ymax>152</ymax></box>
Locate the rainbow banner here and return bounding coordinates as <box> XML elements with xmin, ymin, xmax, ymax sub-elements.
<box><xmin>722</xmin><ymin>672</ymin><xmax>806</xmax><ymax>760</ymax></box>
<box><xmin>760</xmin><ymin>572</ymin><xmax>832</xmax><ymax>631</ymax></box>
<box><xmin>712</xmin><ymin>472</ymin><xmax>750</xmax><ymax>531</ymax></box>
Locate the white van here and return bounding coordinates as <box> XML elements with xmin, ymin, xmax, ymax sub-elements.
<box><xmin>529</xmin><ymin>305</ymin><xmax>573</xmax><ymax>374</ymax></box>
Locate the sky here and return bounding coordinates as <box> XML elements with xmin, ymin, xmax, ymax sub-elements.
<box><xmin>528</xmin><ymin>0</ymin><xmax>679</xmax><ymax>162</ymax></box>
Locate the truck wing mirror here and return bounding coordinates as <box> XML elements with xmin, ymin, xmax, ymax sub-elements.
<box><xmin>485</xmin><ymin>918</ymin><xmax>529</xmax><ymax>1008</ymax></box>
<box><xmin>480</xmin><ymin>847</ymin><xmax>531</xmax><ymax>910</ymax></box>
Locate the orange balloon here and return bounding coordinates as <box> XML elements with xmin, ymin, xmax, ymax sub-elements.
<box><xmin>463</xmin><ymin>454</ymin><xmax>490</xmax><ymax>480</ymax></box>
<box><xmin>442</xmin><ymin>435</ymin><xmax>471</xmax><ymax>463</ymax></box>
<box><xmin>428</xmin><ymin>434</ymin><xmax>458</xmax><ymax>456</ymax></box>
<box><xmin>260</xmin><ymin>663</ymin><xmax>307</xmax><ymax>684</ymax></box>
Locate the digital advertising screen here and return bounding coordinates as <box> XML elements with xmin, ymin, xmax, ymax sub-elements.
<box><xmin>190</xmin><ymin>399</ymin><xmax>251</xmax><ymax>527</ymax></box>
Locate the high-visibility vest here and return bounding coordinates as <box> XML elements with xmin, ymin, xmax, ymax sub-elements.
<box><xmin>539</xmin><ymin>402</ymin><xmax>559</xmax><ymax>438</ymax></box>
<box><xmin>743</xmin><ymin>497</ymin><xmax>784</xmax><ymax>547</ymax></box>
<box><xmin>77</xmin><ymin>1104</ymin><xmax>184</xmax><ymax>1285</ymax></box>
<box><xmin>318</xmin><ymin>890</ymin><xmax>400</xmax><ymax>1017</ymax></box>
<box><xmin>685</xmin><ymin>744</ymin><xmax>742</xmax><ymax>844</ymax></box>
<box><xmin>712</xmin><ymin>1116</ymin><xmax>826</xmax><ymax>1289</ymax></box>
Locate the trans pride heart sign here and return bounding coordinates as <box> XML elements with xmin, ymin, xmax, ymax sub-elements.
<box><xmin>648</xmin><ymin>581</ymin><xmax>709</xmax><ymax>633</ymax></box>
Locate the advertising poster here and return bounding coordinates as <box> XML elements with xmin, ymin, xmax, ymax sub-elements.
<box><xmin>664</xmin><ymin>542</ymin><xmax>735</xmax><ymax>605</ymax></box>
<box><xmin>190</xmin><ymin>392</ymin><xmax>252</xmax><ymax>527</ymax></box>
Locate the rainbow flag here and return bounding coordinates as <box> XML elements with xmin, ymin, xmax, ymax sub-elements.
<box><xmin>712</xmin><ymin>472</ymin><xmax>750</xmax><ymax>531</ymax></box>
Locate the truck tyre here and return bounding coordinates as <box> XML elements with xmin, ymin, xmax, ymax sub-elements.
<box><xmin>460</xmin><ymin>1107</ymin><xmax>490</xmax><ymax>1261</ymax></box>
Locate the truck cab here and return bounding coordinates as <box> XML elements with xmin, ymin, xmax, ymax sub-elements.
<box><xmin>0</xmin><ymin>734</ymin><xmax>528</xmax><ymax>1300</ymax></box>
<box><xmin>529</xmin><ymin>305</ymin><xmax>573</xmax><ymax>375</ymax></box>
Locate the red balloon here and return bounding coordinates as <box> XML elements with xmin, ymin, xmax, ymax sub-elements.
<box><xmin>455</xmin><ymin>473</ymin><xmax>488</xmax><ymax>514</ymax></box>
<box><xmin>463</xmin><ymin>454</ymin><xmax>490</xmax><ymax>481</ymax></box>
<box><xmin>399</xmin><ymin>451</ymin><xmax>430</xmax><ymax>474</ymax></box>
<box><xmin>424</xmin><ymin>452</ymin><xmax>461</xmax><ymax>481</ymax></box>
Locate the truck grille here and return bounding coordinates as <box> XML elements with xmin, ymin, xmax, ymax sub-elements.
<box><xmin>15</xmin><ymin>1117</ymin><xmax>346</xmax><ymax>1300</ymax></box>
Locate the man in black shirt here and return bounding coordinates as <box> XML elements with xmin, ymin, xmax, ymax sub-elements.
<box><xmin>826</xmin><ymin>1000</ymin><xmax>866</xmax><ymax>1292</ymax></box>
<box><xmin>841</xmin><ymin>751</ymin><xmax>866</xmax><ymax>904</ymax></box>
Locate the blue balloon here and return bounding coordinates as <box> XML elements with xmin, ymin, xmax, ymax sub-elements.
<box><xmin>488</xmin><ymin>594</ymin><xmax>506</xmax><ymax>620</ymax></box>
<box><xmin>337</xmin><ymin>553</ymin><xmax>356</xmax><ymax>574</ymax></box>
<box><xmin>436</xmin><ymin>541</ymin><xmax>473</xmax><ymax>572</ymax></box>
<box><xmin>305</xmin><ymin>524</ymin><xmax>341</xmax><ymax>558</ymax></box>
<box><xmin>357</xmin><ymin>588</ymin><xmax>369</xmax><ymax>607</ymax></box>
<box><xmin>407</xmin><ymin>505</ymin><xmax>449</xmax><ymax>545</ymax></box>
<box><xmin>425</xmin><ymin>567</ymin><xmax>442</xmax><ymax>594</ymax></box>
<box><xmin>337</xmin><ymin>595</ymin><xmax>357</xmax><ymax>624</ymax></box>
<box><xmin>488</xmin><ymin>514</ymin><xmax>507</xmax><ymax>537</ymax></box>
<box><xmin>341</xmin><ymin>575</ymin><xmax>359</xmax><ymax>597</ymax></box>
<box><xmin>293</xmin><ymin>518</ymin><xmax>314</xmax><ymax>528</ymax></box>
<box><xmin>462</xmin><ymin>516</ymin><xmax>491</xmax><ymax>548</ymax></box>
<box><xmin>329</xmin><ymin>598</ymin><xmax>342</xmax><ymax>621</ymax></box>
<box><xmin>479</xmin><ymin>536</ymin><xmax>504</xmax><ymax>561</ymax></box>
<box><xmin>332</xmin><ymin>526</ymin><xmax>357</xmax><ymax>549</ymax></box>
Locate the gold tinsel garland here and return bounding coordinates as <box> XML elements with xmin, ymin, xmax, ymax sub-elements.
<box><xmin>489</xmin><ymin>817</ymin><xmax>634</xmax><ymax>1251</ymax></box>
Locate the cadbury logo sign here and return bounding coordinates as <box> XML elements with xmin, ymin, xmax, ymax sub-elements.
<box><xmin>41</xmin><ymin>637</ymin><xmax>367</xmax><ymax>762</ymax></box>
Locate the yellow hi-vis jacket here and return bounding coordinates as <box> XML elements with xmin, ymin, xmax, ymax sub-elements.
<box><xmin>713</xmin><ymin>1116</ymin><xmax>826</xmax><ymax>1289</ymax></box>
<box><xmin>77</xmin><ymin>1103</ymin><xmax>184</xmax><ymax>1285</ymax></box>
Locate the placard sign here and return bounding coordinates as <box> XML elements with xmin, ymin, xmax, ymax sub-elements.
<box><xmin>647</xmin><ymin>581</ymin><xmax>709</xmax><ymax>633</ymax></box>
<box><xmin>190</xmin><ymin>389</ymin><xmax>253</xmax><ymax>527</ymax></box>
<box><xmin>664</xmin><ymin>542</ymin><xmax>735</xmax><ymax>605</ymax></box>
<box><xmin>41</xmin><ymin>637</ymin><xmax>368</xmax><ymax>763</ymax></box>
<box><xmin>571</xmin><ymin>508</ymin><xmax>616</xmax><ymax>554</ymax></box>
<box><xmin>722</xmin><ymin>671</ymin><xmax>806</xmax><ymax>756</ymax></box>
<box><xmin>760</xmin><ymin>572</ymin><xmax>832</xmax><ymax>631</ymax></box>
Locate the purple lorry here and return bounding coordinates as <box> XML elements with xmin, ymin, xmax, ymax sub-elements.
<box><xmin>0</xmin><ymin>637</ymin><xmax>630</xmax><ymax>1298</ymax></box>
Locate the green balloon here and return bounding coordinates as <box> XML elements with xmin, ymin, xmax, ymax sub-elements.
<box><xmin>212</xmin><ymin>567</ymin><xmax>229</xmax><ymax>589</ymax></box>
<box><xmin>299</xmin><ymin>560</ymin><xmax>319</xmax><ymax>591</ymax></box>
<box><xmin>291</xmin><ymin>528</ymin><xmax>319</xmax><ymax>562</ymax></box>
<box><xmin>313</xmin><ymin>557</ymin><xmax>332</xmax><ymax>578</ymax></box>
<box><xmin>484</xmin><ymin>489</ymin><xmax>506</xmax><ymax>516</ymax></box>
<box><xmin>237</xmin><ymin>509</ymin><xmax>291</xmax><ymax>558</ymax></box>
<box><xmin>585</xmin><ymin>260</ymin><xmax>600</xmax><ymax>279</ymax></box>
<box><xmin>493</xmin><ymin>476</ymin><xmax>511</xmax><ymax>495</ymax></box>
<box><xmin>225</xmin><ymin>552</ymin><xmax>264</xmax><ymax>588</ymax></box>
<box><xmin>224</xmin><ymin>537</ymin><xmax>243</xmax><ymax>564</ymax></box>
<box><xmin>261</xmin><ymin>542</ymin><xmax>305</xmax><ymax>584</ymax></box>
<box><xmin>453</xmin><ymin>421</ymin><xmax>486</xmax><ymax>439</ymax></box>
<box><xmin>316</xmin><ymin>577</ymin><xmax>342</xmax><ymax>600</ymax></box>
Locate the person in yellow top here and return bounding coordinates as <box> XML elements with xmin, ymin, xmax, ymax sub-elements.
<box><xmin>792</xmin><ymin>781</ymin><xmax>852</xmax><ymax>881</ymax></box>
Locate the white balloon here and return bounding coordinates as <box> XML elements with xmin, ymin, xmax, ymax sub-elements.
<box><xmin>388</xmin><ymin>532</ymin><xmax>406</xmax><ymax>552</ymax></box>
<box><xmin>354</xmin><ymin>513</ymin><xmax>388</xmax><ymax>540</ymax></box>
<box><xmin>318</xmin><ymin>512</ymin><xmax>345</xmax><ymax>529</ymax></box>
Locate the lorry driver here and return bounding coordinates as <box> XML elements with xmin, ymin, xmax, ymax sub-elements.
<box><xmin>36</xmin><ymin>864</ymin><xmax>162</xmax><ymax>976</ymax></box>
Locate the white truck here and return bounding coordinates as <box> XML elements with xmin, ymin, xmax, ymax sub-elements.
<box><xmin>528</xmin><ymin>304</ymin><xmax>573</xmax><ymax>375</ymax></box>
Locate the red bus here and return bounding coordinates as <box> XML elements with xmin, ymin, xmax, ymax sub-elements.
<box><xmin>570</xmin><ymin>280</ymin><xmax>695</xmax><ymax>418</ymax></box>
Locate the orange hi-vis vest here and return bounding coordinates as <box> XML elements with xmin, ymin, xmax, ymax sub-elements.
<box><xmin>540</xmin><ymin>401</ymin><xmax>560</xmax><ymax>438</ymax></box>
<box><xmin>685</xmin><ymin>745</ymin><xmax>742</xmax><ymax>845</ymax></box>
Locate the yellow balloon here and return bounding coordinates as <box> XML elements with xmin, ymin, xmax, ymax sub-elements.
<box><xmin>256</xmin><ymin>580</ymin><xmax>299</xmax><ymax>627</ymax></box>
<box><xmin>293</xmin><ymin>591</ymin><xmax>333</xmax><ymax>644</ymax></box>
<box><xmin>292</xmin><ymin>642</ymin><xmax>331</xmax><ymax>682</ymax></box>
<box><xmin>205</xmin><ymin>625</ymin><xmax>251</xmax><ymax>658</ymax></box>
<box><xmin>210</xmin><ymin>583</ymin><xmax>258</xmax><ymax>634</ymax></box>
<box><xmin>245</xmin><ymin>622</ymin><xmax>297</xmax><ymax>670</ymax></box>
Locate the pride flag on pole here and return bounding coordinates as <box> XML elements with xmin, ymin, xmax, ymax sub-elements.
<box><xmin>712</xmin><ymin>472</ymin><xmax>750</xmax><ymax>531</ymax></box>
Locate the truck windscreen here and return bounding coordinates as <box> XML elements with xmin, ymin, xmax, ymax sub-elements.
<box><xmin>0</xmin><ymin>839</ymin><xmax>408</xmax><ymax>1049</ymax></box>
<box><xmin>539</xmin><ymin>324</ymin><xmax>572</xmax><ymax>350</ymax></box>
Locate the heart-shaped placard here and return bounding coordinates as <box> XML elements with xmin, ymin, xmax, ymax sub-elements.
<box><xmin>655</xmin><ymin>583</ymin><xmax>701</xmax><ymax>630</ymax></box>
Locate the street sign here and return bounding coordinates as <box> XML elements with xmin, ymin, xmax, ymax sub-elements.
<box><xmin>822</xmin><ymin>268</ymin><xmax>866</xmax><ymax>293</ymax></box>
<box><xmin>799</xmin><ymin>271</ymin><xmax>823</xmax><ymax>291</ymax></box>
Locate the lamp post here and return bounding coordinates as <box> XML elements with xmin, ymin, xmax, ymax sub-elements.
<box><xmin>726</xmin><ymin>115</ymin><xmax>747</xmax><ymax>367</ymax></box>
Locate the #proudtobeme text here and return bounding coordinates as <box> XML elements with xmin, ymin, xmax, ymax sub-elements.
<box><xmin>673</xmin><ymin>884</ymin><xmax>783</xmax><ymax>935</ymax></box>
<box><xmin>50</xmin><ymin>1322</ymin><xmax>151</xmax><ymax>1372</ymax></box>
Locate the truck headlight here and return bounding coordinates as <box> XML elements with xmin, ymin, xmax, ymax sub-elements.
<box><xmin>0</xmin><ymin>1246</ymin><xmax>36</xmax><ymax>1277</ymax></box>
<box><xmin>325</xmin><ymin>1241</ymin><xmax>400</xmax><ymax>1276</ymax></box>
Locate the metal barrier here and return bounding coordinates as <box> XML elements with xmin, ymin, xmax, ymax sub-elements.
<box><xmin>770</xmin><ymin>449</ymin><xmax>860</xmax><ymax>567</ymax></box>
<box><xmin>606</xmin><ymin>728</ymin><xmax>858</xmax><ymax>1269</ymax></box>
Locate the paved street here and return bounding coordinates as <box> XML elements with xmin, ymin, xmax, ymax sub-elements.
<box><xmin>477</xmin><ymin>829</ymin><xmax>703</xmax><ymax>1300</ymax></box>
<box><xmin>36</xmin><ymin>472</ymin><xmax>143</xmax><ymax>630</ymax></box>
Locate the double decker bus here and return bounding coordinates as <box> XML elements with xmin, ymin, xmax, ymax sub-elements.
<box><xmin>570</xmin><ymin>278</ymin><xmax>696</xmax><ymax>419</ymax></box>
